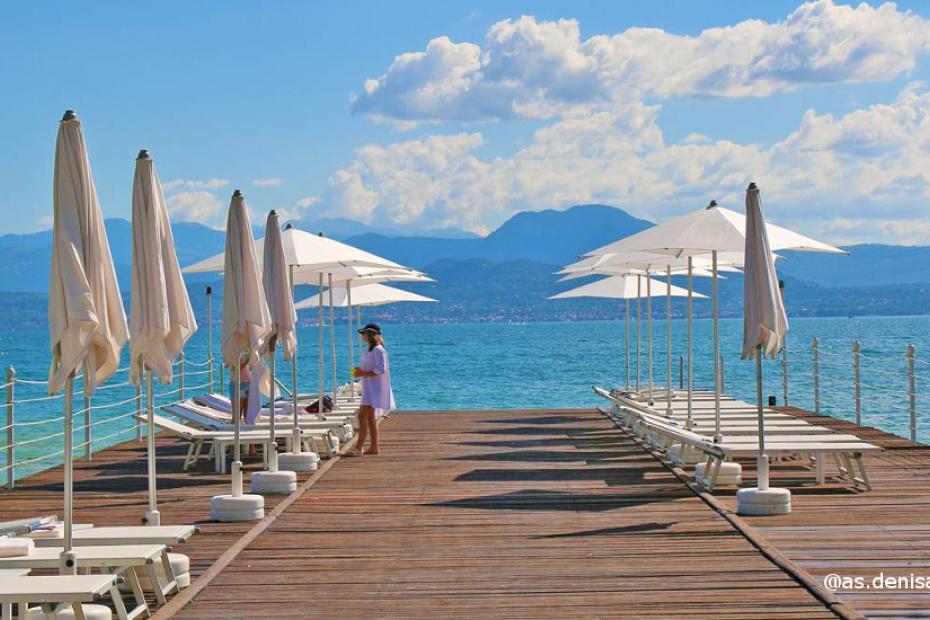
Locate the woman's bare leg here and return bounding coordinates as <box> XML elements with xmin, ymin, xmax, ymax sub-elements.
<box><xmin>365</xmin><ymin>408</ymin><xmax>379</xmax><ymax>455</ymax></box>
<box><xmin>351</xmin><ymin>406</ymin><xmax>371</xmax><ymax>455</ymax></box>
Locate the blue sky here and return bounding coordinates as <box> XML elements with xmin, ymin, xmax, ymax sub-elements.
<box><xmin>4</xmin><ymin>1</ymin><xmax>930</xmax><ymax>244</ymax></box>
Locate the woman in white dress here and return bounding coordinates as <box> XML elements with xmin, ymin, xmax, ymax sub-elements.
<box><xmin>349</xmin><ymin>323</ymin><xmax>395</xmax><ymax>456</ymax></box>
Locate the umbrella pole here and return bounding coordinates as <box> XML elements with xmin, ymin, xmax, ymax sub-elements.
<box><xmin>59</xmin><ymin>371</ymin><xmax>76</xmax><ymax>574</ymax></box>
<box><xmin>712</xmin><ymin>250</ymin><xmax>721</xmax><ymax>443</ymax></box>
<box><xmin>756</xmin><ymin>345</ymin><xmax>769</xmax><ymax>490</ymax></box>
<box><xmin>636</xmin><ymin>276</ymin><xmax>641</xmax><ymax>394</ymax></box>
<box><xmin>686</xmin><ymin>256</ymin><xmax>694</xmax><ymax>428</ymax></box>
<box><xmin>207</xmin><ymin>287</ymin><xmax>214</xmax><ymax>394</ymax></box>
<box><xmin>347</xmin><ymin>281</ymin><xmax>354</xmax><ymax>398</ymax></box>
<box><xmin>232</xmin><ymin>356</ymin><xmax>242</xmax><ymax>497</ymax></box>
<box><xmin>328</xmin><ymin>274</ymin><xmax>337</xmax><ymax>409</ymax></box>
<box><xmin>268</xmin><ymin>339</ymin><xmax>277</xmax><ymax>472</ymax></box>
<box><xmin>625</xmin><ymin>299</ymin><xmax>630</xmax><ymax>390</ymax></box>
<box><xmin>647</xmin><ymin>275</ymin><xmax>653</xmax><ymax>400</ymax></box>
<box><xmin>318</xmin><ymin>274</ymin><xmax>325</xmax><ymax>419</ymax></box>
<box><xmin>144</xmin><ymin>366</ymin><xmax>160</xmax><ymax>526</ymax></box>
<box><xmin>665</xmin><ymin>266</ymin><xmax>673</xmax><ymax>417</ymax></box>
<box><xmin>290</xmin><ymin>266</ymin><xmax>300</xmax><ymax>453</ymax></box>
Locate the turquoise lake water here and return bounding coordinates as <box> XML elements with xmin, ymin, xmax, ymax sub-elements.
<box><xmin>2</xmin><ymin>312</ymin><xmax>930</xmax><ymax>479</ymax></box>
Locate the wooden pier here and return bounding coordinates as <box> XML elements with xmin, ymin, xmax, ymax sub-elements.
<box><xmin>2</xmin><ymin>407</ymin><xmax>929</xmax><ymax>618</ymax></box>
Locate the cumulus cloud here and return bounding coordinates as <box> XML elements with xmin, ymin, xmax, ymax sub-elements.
<box><xmin>325</xmin><ymin>82</ymin><xmax>930</xmax><ymax>240</ymax></box>
<box><xmin>251</xmin><ymin>177</ymin><xmax>284</xmax><ymax>187</ymax></box>
<box><xmin>163</xmin><ymin>178</ymin><xmax>230</xmax><ymax>191</ymax></box>
<box><xmin>165</xmin><ymin>190</ymin><xmax>225</xmax><ymax>226</ymax></box>
<box><xmin>354</xmin><ymin>1</ymin><xmax>930</xmax><ymax>126</ymax></box>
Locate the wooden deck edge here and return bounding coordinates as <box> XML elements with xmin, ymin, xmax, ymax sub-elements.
<box><xmin>599</xmin><ymin>410</ymin><xmax>863</xmax><ymax>620</ymax></box>
<box><xmin>152</xmin><ymin>430</ymin><xmax>362</xmax><ymax>619</ymax></box>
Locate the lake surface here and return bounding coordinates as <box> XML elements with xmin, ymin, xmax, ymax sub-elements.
<box><xmin>2</xmin><ymin>311</ymin><xmax>930</xmax><ymax>479</ymax></box>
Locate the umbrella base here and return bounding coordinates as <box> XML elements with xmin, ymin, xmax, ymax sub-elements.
<box><xmin>25</xmin><ymin>604</ymin><xmax>112</xmax><ymax>620</ymax></box>
<box><xmin>251</xmin><ymin>470</ymin><xmax>297</xmax><ymax>494</ymax></box>
<box><xmin>695</xmin><ymin>461</ymin><xmax>742</xmax><ymax>486</ymax></box>
<box><xmin>210</xmin><ymin>494</ymin><xmax>265</xmax><ymax>522</ymax></box>
<box><xmin>278</xmin><ymin>451</ymin><xmax>320</xmax><ymax>472</ymax></box>
<box><xmin>120</xmin><ymin>552</ymin><xmax>191</xmax><ymax>592</ymax></box>
<box><xmin>736</xmin><ymin>487</ymin><xmax>791</xmax><ymax>516</ymax></box>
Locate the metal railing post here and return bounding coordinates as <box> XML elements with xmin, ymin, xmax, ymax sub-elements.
<box><xmin>812</xmin><ymin>337</ymin><xmax>820</xmax><ymax>415</ymax></box>
<box><xmin>853</xmin><ymin>340</ymin><xmax>861</xmax><ymax>426</ymax></box>
<box><xmin>779</xmin><ymin>279</ymin><xmax>788</xmax><ymax>406</ymax></box>
<box><xmin>679</xmin><ymin>355</ymin><xmax>683</xmax><ymax>390</ymax></box>
<box><xmin>6</xmin><ymin>366</ymin><xmax>14</xmax><ymax>489</ymax></box>
<box><xmin>908</xmin><ymin>344</ymin><xmax>917</xmax><ymax>444</ymax></box>
<box><xmin>83</xmin><ymin>382</ymin><xmax>91</xmax><ymax>460</ymax></box>
<box><xmin>135</xmin><ymin>382</ymin><xmax>142</xmax><ymax>442</ymax></box>
<box><xmin>719</xmin><ymin>354</ymin><xmax>725</xmax><ymax>394</ymax></box>
<box><xmin>206</xmin><ymin>286</ymin><xmax>214</xmax><ymax>394</ymax></box>
<box><xmin>179</xmin><ymin>352</ymin><xmax>186</xmax><ymax>402</ymax></box>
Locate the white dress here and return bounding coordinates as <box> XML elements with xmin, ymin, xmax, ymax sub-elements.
<box><xmin>360</xmin><ymin>345</ymin><xmax>396</xmax><ymax>415</ymax></box>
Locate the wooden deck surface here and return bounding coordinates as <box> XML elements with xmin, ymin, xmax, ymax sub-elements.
<box><xmin>8</xmin><ymin>406</ymin><xmax>930</xmax><ymax>618</ymax></box>
<box><xmin>172</xmin><ymin>409</ymin><xmax>833</xmax><ymax>619</ymax></box>
<box><xmin>727</xmin><ymin>408</ymin><xmax>930</xmax><ymax>619</ymax></box>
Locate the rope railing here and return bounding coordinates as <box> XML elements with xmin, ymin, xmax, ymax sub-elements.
<box><xmin>1</xmin><ymin>352</ymin><xmax>214</xmax><ymax>487</ymax></box>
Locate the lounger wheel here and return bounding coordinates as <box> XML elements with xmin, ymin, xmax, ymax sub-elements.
<box><xmin>26</xmin><ymin>604</ymin><xmax>112</xmax><ymax>619</ymax></box>
<box><xmin>210</xmin><ymin>494</ymin><xmax>265</xmax><ymax>522</ymax></box>
<box><xmin>736</xmin><ymin>487</ymin><xmax>792</xmax><ymax>516</ymax></box>
<box><xmin>250</xmin><ymin>469</ymin><xmax>298</xmax><ymax>494</ymax></box>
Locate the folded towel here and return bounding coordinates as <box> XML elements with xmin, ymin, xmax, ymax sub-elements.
<box><xmin>0</xmin><ymin>537</ymin><xmax>34</xmax><ymax>557</ymax></box>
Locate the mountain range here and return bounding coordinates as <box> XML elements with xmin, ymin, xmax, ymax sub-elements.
<box><xmin>2</xmin><ymin>204</ymin><xmax>929</xmax><ymax>321</ymax></box>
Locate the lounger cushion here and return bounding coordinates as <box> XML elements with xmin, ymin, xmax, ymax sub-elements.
<box><xmin>0</xmin><ymin>536</ymin><xmax>34</xmax><ymax>557</ymax></box>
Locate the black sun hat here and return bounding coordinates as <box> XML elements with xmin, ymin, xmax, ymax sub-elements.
<box><xmin>358</xmin><ymin>322</ymin><xmax>382</xmax><ymax>335</ymax></box>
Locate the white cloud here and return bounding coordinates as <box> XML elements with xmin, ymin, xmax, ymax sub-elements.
<box><xmin>324</xmin><ymin>82</ymin><xmax>930</xmax><ymax>241</ymax></box>
<box><xmin>251</xmin><ymin>177</ymin><xmax>284</xmax><ymax>188</ymax></box>
<box><xmin>163</xmin><ymin>178</ymin><xmax>230</xmax><ymax>191</ymax></box>
<box><xmin>165</xmin><ymin>190</ymin><xmax>224</xmax><ymax>226</ymax></box>
<box><xmin>354</xmin><ymin>2</ymin><xmax>930</xmax><ymax>126</ymax></box>
<box><xmin>36</xmin><ymin>215</ymin><xmax>52</xmax><ymax>229</ymax></box>
<box><xmin>295</xmin><ymin>196</ymin><xmax>320</xmax><ymax>209</ymax></box>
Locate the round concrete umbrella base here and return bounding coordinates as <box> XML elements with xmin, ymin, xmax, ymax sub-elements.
<box><xmin>251</xmin><ymin>469</ymin><xmax>298</xmax><ymax>494</ymax></box>
<box><xmin>210</xmin><ymin>494</ymin><xmax>265</xmax><ymax>522</ymax></box>
<box><xmin>278</xmin><ymin>451</ymin><xmax>320</xmax><ymax>472</ymax></box>
<box><xmin>737</xmin><ymin>487</ymin><xmax>791</xmax><ymax>516</ymax></box>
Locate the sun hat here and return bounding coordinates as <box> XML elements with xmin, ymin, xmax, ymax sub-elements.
<box><xmin>358</xmin><ymin>322</ymin><xmax>381</xmax><ymax>335</ymax></box>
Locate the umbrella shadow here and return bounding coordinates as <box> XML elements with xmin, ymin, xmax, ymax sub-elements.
<box><xmin>454</xmin><ymin>467</ymin><xmax>649</xmax><ymax>486</ymax></box>
<box><xmin>447</xmin><ymin>449</ymin><xmax>636</xmax><ymax>464</ymax></box>
<box><xmin>457</xmin><ymin>437</ymin><xmax>621</xmax><ymax>449</ymax></box>
<box><xmin>534</xmin><ymin>522</ymin><xmax>676</xmax><ymax>539</ymax></box>
<box><xmin>474</xmin><ymin>426</ymin><xmax>607</xmax><ymax>437</ymax></box>
<box><xmin>22</xmin><ymin>475</ymin><xmax>222</xmax><ymax>494</ymax></box>
<box><xmin>427</xmin><ymin>489</ymin><xmax>674</xmax><ymax>512</ymax></box>
<box><xmin>482</xmin><ymin>415</ymin><xmax>595</xmax><ymax>426</ymax></box>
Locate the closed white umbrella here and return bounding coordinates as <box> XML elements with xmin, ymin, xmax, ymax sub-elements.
<box><xmin>737</xmin><ymin>182</ymin><xmax>791</xmax><ymax>516</ymax></box>
<box><xmin>210</xmin><ymin>190</ymin><xmax>272</xmax><ymax>522</ymax></box>
<box><xmin>250</xmin><ymin>210</ymin><xmax>301</xmax><ymax>493</ymax></box>
<box><xmin>295</xmin><ymin>283</ymin><xmax>437</xmax><ymax>308</ymax></box>
<box><xmin>582</xmin><ymin>202</ymin><xmax>843</xmax><ymax>442</ymax></box>
<box><xmin>48</xmin><ymin>110</ymin><xmax>128</xmax><ymax>572</ymax></box>
<box><xmin>129</xmin><ymin>150</ymin><xmax>197</xmax><ymax>527</ymax></box>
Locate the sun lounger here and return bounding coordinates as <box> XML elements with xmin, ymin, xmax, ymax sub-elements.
<box><xmin>633</xmin><ymin>413</ymin><xmax>880</xmax><ymax>491</ymax></box>
<box><xmin>0</xmin><ymin>544</ymin><xmax>177</xmax><ymax>618</ymax></box>
<box><xmin>137</xmin><ymin>412</ymin><xmax>320</xmax><ymax>471</ymax></box>
<box><xmin>180</xmin><ymin>398</ymin><xmax>353</xmax><ymax>442</ymax></box>
<box><xmin>28</xmin><ymin>525</ymin><xmax>196</xmax><ymax>548</ymax></box>
<box><xmin>199</xmin><ymin>393</ymin><xmax>357</xmax><ymax>427</ymax></box>
<box><xmin>0</xmin><ymin>575</ymin><xmax>121</xmax><ymax>620</ymax></box>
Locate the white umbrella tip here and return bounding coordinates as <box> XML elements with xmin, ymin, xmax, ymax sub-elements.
<box><xmin>136</xmin><ymin>149</ymin><xmax>151</xmax><ymax>160</ymax></box>
<box><xmin>706</xmin><ymin>200</ymin><xmax>718</xmax><ymax>210</ymax></box>
<box><xmin>61</xmin><ymin>110</ymin><xmax>77</xmax><ymax>122</ymax></box>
